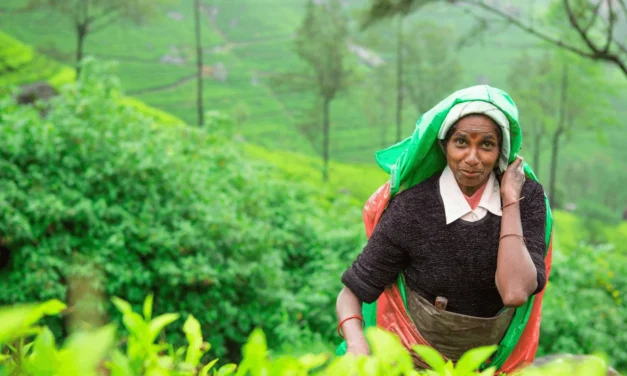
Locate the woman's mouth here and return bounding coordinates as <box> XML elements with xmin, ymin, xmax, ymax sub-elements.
<box><xmin>460</xmin><ymin>170</ymin><xmax>481</xmax><ymax>178</ymax></box>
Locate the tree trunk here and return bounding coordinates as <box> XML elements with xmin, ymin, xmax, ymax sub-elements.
<box><xmin>532</xmin><ymin>130</ymin><xmax>543</xmax><ymax>178</ymax></box>
<box><xmin>549</xmin><ymin>64</ymin><xmax>568</xmax><ymax>207</ymax></box>
<box><xmin>194</xmin><ymin>0</ymin><xmax>204</xmax><ymax>127</ymax></box>
<box><xmin>322</xmin><ymin>97</ymin><xmax>331</xmax><ymax>182</ymax></box>
<box><xmin>548</xmin><ymin>129</ymin><xmax>562</xmax><ymax>207</ymax></box>
<box><xmin>395</xmin><ymin>16</ymin><xmax>404</xmax><ymax>142</ymax></box>
<box><xmin>75</xmin><ymin>0</ymin><xmax>89</xmax><ymax>79</ymax></box>
<box><xmin>380</xmin><ymin>113</ymin><xmax>388</xmax><ymax>149</ymax></box>
<box><xmin>75</xmin><ymin>24</ymin><xmax>87</xmax><ymax>79</ymax></box>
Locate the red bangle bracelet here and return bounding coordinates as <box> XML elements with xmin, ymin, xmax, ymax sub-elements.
<box><xmin>337</xmin><ymin>314</ymin><xmax>365</xmax><ymax>338</ymax></box>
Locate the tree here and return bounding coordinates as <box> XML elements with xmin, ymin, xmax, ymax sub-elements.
<box><xmin>27</xmin><ymin>0</ymin><xmax>170</xmax><ymax>77</ymax></box>
<box><xmin>396</xmin><ymin>16</ymin><xmax>404</xmax><ymax>142</ymax></box>
<box><xmin>194</xmin><ymin>0</ymin><xmax>204</xmax><ymax>127</ymax></box>
<box><xmin>507</xmin><ymin>52</ymin><xmax>555</xmax><ymax>175</ymax></box>
<box><xmin>359</xmin><ymin>63</ymin><xmax>394</xmax><ymax>149</ymax></box>
<box><xmin>294</xmin><ymin>0</ymin><xmax>352</xmax><ymax>181</ymax></box>
<box><xmin>544</xmin><ymin>52</ymin><xmax>618</xmax><ymax>207</ymax></box>
<box><xmin>362</xmin><ymin>0</ymin><xmax>627</xmax><ymax>77</ymax></box>
<box><xmin>506</xmin><ymin>50</ymin><xmax>619</xmax><ymax>207</ymax></box>
<box><xmin>402</xmin><ymin>22</ymin><xmax>462</xmax><ymax>117</ymax></box>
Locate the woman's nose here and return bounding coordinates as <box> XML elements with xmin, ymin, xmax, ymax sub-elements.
<box><xmin>465</xmin><ymin>149</ymin><xmax>480</xmax><ymax>166</ymax></box>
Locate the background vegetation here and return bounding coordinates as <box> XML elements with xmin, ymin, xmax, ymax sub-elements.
<box><xmin>0</xmin><ymin>0</ymin><xmax>626</xmax><ymax>374</ymax></box>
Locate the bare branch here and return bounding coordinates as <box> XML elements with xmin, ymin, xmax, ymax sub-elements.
<box><xmin>462</xmin><ymin>0</ymin><xmax>627</xmax><ymax>76</ymax></box>
<box><xmin>563</xmin><ymin>0</ymin><xmax>602</xmax><ymax>53</ymax></box>
<box><xmin>465</xmin><ymin>0</ymin><xmax>596</xmax><ymax>58</ymax></box>
<box><xmin>582</xmin><ymin>0</ymin><xmax>603</xmax><ymax>34</ymax></box>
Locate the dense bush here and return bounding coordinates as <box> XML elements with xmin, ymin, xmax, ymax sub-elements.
<box><xmin>539</xmin><ymin>242</ymin><xmax>627</xmax><ymax>371</ymax></box>
<box><xmin>0</xmin><ymin>60</ymin><xmax>365</xmax><ymax>360</ymax></box>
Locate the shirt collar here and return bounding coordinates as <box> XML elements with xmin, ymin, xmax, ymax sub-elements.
<box><xmin>439</xmin><ymin>166</ymin><xmax>502</xmax><ymax>225</ymax></box>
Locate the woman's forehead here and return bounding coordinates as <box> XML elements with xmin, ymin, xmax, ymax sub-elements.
<box><xmin>454</xmin><ymin>115</ymin><xmax>499</xmax><ymax>136</ymax></box>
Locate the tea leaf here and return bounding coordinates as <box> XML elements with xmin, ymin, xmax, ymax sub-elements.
<box><xmin>217</xmin><ymin>363</ymin><xmax>237</xmax><ymax>376</ymax></box>
<box><xmin>412</xmin><ymin>345</ymin><xmax>446</xmax><ymax>372</ymax></box>
<box><xmin>199</xmin><ymin>359</ymin><xmax>219</xmax><ymax>376</ymax></box>
<box><xmin>148</xmin><ymin>313</ymin><xmax>180</xmax><ymax>343</ymax></box>
<box><xmin>143</xmin><ymin>294</ymin><xmax>154</xmax><ymax>321</ymax></box>
<box><xmin>183</xmin><ymin>314</ymin><xmax>203</xmax><ymax>366</ymax></box>
<box><xmin>111</xmin><ymin>297</ymin><xmax>133</xmax><ymax>315</ymax></box>
<box><xmin>454</xmin><ymin>346</ymin><xmax>497</xmax><ymax>375</ymax></box>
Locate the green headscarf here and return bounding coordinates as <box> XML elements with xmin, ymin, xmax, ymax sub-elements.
<box><xmin>375</xmin><ymin>84</ymin><xmax>529</xmax><ymax>194</ymax></box>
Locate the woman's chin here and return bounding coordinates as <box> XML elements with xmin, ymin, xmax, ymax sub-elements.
<box><xmin>456</xmin><ymin>174</ymin><xmax>487</xmax><ymax>190</ymax></box>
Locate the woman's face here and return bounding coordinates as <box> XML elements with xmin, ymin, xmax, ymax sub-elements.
<box><xmin>445</xmin><ymin>114</ymin><xmax>500</xmax><ymax>196</ymax></box>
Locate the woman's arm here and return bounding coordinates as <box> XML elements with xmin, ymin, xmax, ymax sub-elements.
<box><xmin>336</xmin><ymin>287</ymin><xmax>370</xmax><ymax>355</ymax></box>
<box><xmin>336</xmin><ymin>194</ymin><xmax>411</xmax><ymax>355</ymax></box>
<box><xmin>495</xmin><ymin>156</ymin><xmax>541</xmax><ymax>307</ymax></box>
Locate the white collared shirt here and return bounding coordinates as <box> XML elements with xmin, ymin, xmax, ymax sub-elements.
<box><xmin>439</xmin><ymin>166</ymin><xmax>502</xmax><ymax>225</ymax></box>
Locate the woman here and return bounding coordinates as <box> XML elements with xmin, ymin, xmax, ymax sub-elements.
<box><xmin>335</xmin><ymin>86</ymin><xmax>551</xmax><ymax>371</ymax></box>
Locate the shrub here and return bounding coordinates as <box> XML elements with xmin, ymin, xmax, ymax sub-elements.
<box><xmin>0</xmin><ymin>59</ymin><xmax>364</xmax><ymax>361</ymax></box>
<box><xmin>539</xmin><ymin>243</ymin><xmax>627</xmax><ymax>371</ymax></box>
<box><xmin>0</xmin><ymin>297</ymin><xmax>614</xmax><ymax>376</ymax></box>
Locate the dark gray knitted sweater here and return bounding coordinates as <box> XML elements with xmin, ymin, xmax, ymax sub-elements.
<box><xmin>341</xmin><ymin>172</ymin><xmax>547</xmax><ymax>318</ymax></box>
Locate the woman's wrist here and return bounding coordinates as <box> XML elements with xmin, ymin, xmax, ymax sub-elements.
<box><xmin>501</xmin><ymin>191</ymin><xmax>521</xmax><ymax>204</ymax></box>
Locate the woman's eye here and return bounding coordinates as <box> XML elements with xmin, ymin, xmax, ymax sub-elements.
<box><xmin>455</xmin><ymin>138</ymin><xmax>466</xmax><ymax>146</ymax></box>
<box><xmin>482</xmin><ymin>141</ymin><xmax>495</xmax><ymax>149</ymax></box>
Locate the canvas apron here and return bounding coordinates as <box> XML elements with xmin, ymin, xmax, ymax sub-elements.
<box><xmin>406</xmin><ymin>288</ymin><xmax>515</xmax><ymax>368</ymax></box>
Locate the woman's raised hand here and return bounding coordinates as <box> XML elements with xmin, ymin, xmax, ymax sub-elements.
<box><xmin>500</xmin><ymin>155</ymin><xmax>526</xmax><ymax>203</ymax></box>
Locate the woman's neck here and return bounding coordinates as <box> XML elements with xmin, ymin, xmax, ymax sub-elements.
<box><xmin>462</xmin><ymin>180</ymin><xmax>489</xmax><ymax>210</ymax></box>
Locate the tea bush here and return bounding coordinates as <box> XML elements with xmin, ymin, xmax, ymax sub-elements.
<box><xmin>0</xmin><ymin>59</ymin><xmax>365</xmax><ymax>360</ymax></box>
<box><xmin>0</xmin><ymin>297</ymin><xmax>614</xmax><ymax>376</ymax></box>
<box><xmin>539</xmin><ymin>243</ymin><xmax>627</xmax><ymax>371</ymax></box>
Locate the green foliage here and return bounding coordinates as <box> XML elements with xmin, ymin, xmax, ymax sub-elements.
<box><xmin>0</xmin><ymin>298</ymin><xmax>615</xmax><ymax>375</ymax></box>
<box><xmin>26</xmin><ymin>0</ymin><xmax>172</xmax><ymax>25</ymax></box>
<box><xmin>295</xmin><ymin>0</ymin><xmax>352</xmax><ymax>100</ymax></box>
<box><xmin>402</xmin><ymin>21</ymin><xmax>462</xmax><ymax>116</ymax></box>
<box><xmin>0</xmin><ymin>60</ymin><xmax>365</xmax><ymax>361</ymax></box>
<box><xmin>539</xmin><ymin>243</ymin><xmax>627</xmax><ymax>371</ymax></box>
<box><xmin>0</xmin><ymin>31</ymin><xmax>75</xmax><ymax>87</ymax></box>
<box><xmin>506</xmin><ymin>49</ymin><xmax>624</xmax><ymax>211</ymax></box>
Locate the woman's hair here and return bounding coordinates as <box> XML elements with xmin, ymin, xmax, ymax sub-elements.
<box><xmin>440</xmin><ymin>114</ymin><xmax>504</xmax><ymax>174</ymax></box>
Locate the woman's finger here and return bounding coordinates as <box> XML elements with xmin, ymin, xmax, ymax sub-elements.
<box><xmin>507</xmin><ymin>156</ymin><xmax>522</xmax><ymax>171</ymax></box>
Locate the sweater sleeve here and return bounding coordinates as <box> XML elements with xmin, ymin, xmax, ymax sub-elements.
<box><xmin>341</xmin><ymin>195</ymin><xmax>411</xmax><ymax>303</ymax></box>
<box><xmin>520</xmin><ymin>180</ymin><xmax>548</xmax><ymax>295</ymax></box>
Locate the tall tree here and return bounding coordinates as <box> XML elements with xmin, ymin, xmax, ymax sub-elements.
<box><xmin>362</xmin><ymin>0</ymin><xmax>627</xmax><ymax>77</ymax></box>
<box><xmin>294</xmin><ymin>0</ymin><xmax>352</xmax><ymax>181</ymax></box>
<box><xmin>402</xmin><ymin>22</ymin><xmax>462</xmax><ymax>117</ymax></box>
<box><xmin>505</xmin><ymin>50</ymin><xmax>619</xmax><ymax>207</ymax></box>
<box><xmin>194</xmin><ymin>0</ymin><xmax>204</xmax><ymax>127</ymax></box>
<box><xmin>507</xmin><ymin>52</ymin><xmax>555</xmax><ymax>175</ymax></box>
<box><xmin>544</xmin><ymin>52</ymin><xmax>617</xmax><ymax>206</ymax></box>
<box><xmin>27</xmin><ymin>0</ymin><xmax>170</xmax><ymax>78</ymax></box>
<box><xmin>359</xmin><ymin>63</ymin><xmax>394</xmax><ymax>149</ymax></box>
<box><xmin>396</xmin><ymin>16</ymin><xmax>404</xmax><ymax>142</ymax></box>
